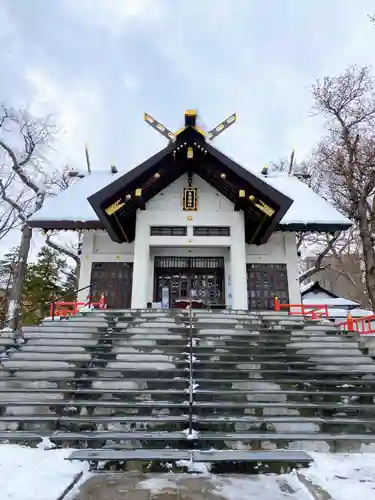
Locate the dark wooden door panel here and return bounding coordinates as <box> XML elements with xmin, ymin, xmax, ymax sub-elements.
<box><xmin>154</xmin><ymin>257</ymin><xmax>225</xmax><ymax>306</ymax></box>
<box><xmin>247</xmin><ymin>263</ymin><xmax>289</xmax><ymax>310</ymax></box>
<box><xmin>90</xmin><ymin>262</ymin><xmax>133</xmax><ymax>309</ymax></box>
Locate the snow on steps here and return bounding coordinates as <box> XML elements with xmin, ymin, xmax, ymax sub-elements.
<box><xmin>0</xmin><ymin>309</ymin><xmax>375</xmax><ymax>456</ymax></box>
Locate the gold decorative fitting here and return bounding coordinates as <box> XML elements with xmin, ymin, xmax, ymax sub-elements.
<box><xmin>187</xmin><ymin>215</ymin><xmax>193</xmax><ymax>221</ymax></box>
<box><xmin>184</xmin><ymin>110</ymin><xmax>197</xmax><ymax>128</ymax></box>
<box><xmin>187</xmin><ymin>147</ymin><xmax>194</xmax><ymax>159</ymax></box>
<box><xmin>154</xmin><ymin>172</ymin><xmax>160</xmax><ymax>178</ymax></box>
<box><xmin>248</xmin><ymin>195</ymin><xmax>275</xmax><ymax>217</ymax></box>
<box><xmin>207</xmin><ymin>112</ymin><xmax>236</xmax><ymax>141</ymax></box>
<box><xmin>105</xmin><ymin>199</ymin><xmax>125</xmax><ymax>215</ymax></box>
<box><xmin>194</xmin><ymin>126</ymin><xmax>206</xmax><ymax>137</ymax></box>
<box><xmin>144</xmin><ymin>112</ymin><xmax>176</xmax><ymax>143</ymax></box>
<box><xmin>239</xmin><ymin>189</ymin><xmax>246</xmax><ymax>198</ymax></box>
<box><xmin>135</xmin><ymin>188</ymin><xmax>142</xmax><ymax>197</ymax></box>
<box><xmin>220</xmin><ymin>173</ymin><xmax>226</xmax><ymax>179</ymax></box>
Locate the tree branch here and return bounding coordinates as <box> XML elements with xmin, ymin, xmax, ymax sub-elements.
<box><xmin>45</xmin><ymin>234</ymin><xmax>79</xmax><ymax>265</ymax></box>
<box><xmin>299</xmin><ymin>232</ymin><xmax>341</xmax><ymax>282</ymax></box>
<box><xmin>0</xmin><ymin>179</ymin><xmax>27</xmax><ymax>223</ymax></box>
<box><xmin>299</xmin><ymin>263</ymin><xmax>332</xmax><ymax>283</ymax></box>
<box><xmin>0</xmin><ymin>137</ymin><xmax>44</xmax><ymax>195</ymax></box>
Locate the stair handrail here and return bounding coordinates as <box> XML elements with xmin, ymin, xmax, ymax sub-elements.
<box><xmin>273</xmin><ymin>297</ymin><xmax>329</xmax><ymax>318</ymax></box>
<box><xmin>188</xmin><ymin>298</ymin><xmax>194</xmax><ymax>437</ymax></box>
<box><xmin>0</xmin><ymin>278</ymin><xmax>107</xmax><ymax>332</ymax></box>
<box><xmin>339</xmin><ymin>313</ymin><xmax>375</xmax><ymax>334</ymax></box>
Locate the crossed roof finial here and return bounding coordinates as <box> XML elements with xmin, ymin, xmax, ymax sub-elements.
<box><xmin>144</xmin><ymin>110</ymin><xmax>237</xmax><ymax>143</ymax></box>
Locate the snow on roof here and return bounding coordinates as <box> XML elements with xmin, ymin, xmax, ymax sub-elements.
<box><xmin>303</xmin><ymin>297</ymin><xmax>360</xmax><ymax>308</ymax></box>
<box><xmin>327</xmin><ymin>307</ymin><xmax>374</xmax><ymax>319</ymax></box>
<box><xmin>29</xmin><ymin>171</ymin><xmax>120</xmax><ymax>222</ymax></box>
<box><xmin>263</xmin><ymin>174</ymin><xmax>350</xmax><ymax>227</ymax></box>
<box><xmin>300</xmin><ymin>281</ymin><xmax>318</xmax><ymax>295</ymax></box>
<box><xmin>301</xmin><ymin>281</ymin><xmax>359</xmax><ymax>307</ymax></box>
<box><xmin>28</xmin><ymin>168</ymin><xmax>351</xmax><ymax>228</ymax></box>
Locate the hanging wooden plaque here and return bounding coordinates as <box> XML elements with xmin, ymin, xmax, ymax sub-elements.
<box><xmin>183</xmin><ymin>187</ymin><xmax>198</xmax><ymax>211</ymax></box>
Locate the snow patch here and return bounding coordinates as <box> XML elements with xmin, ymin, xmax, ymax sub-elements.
<box><xmin>176</xmin><ymin>458</ymin><xmax>211</xmax><ymax>474</ymax></box>
<box><xmin>92</xmin><ymin>379</ymin><xmax>140</xmax><ymax>390</ymax></box>
<box><xmin>305</xmin><ymin>452</ymin><xmax>375</xmax><ymax>500</ymax></box>
<box><xmin>182</xmin><ymin>427</ymin><xmax>199</xmax><ymax>440</ymax></box>
<box><xmin>0</xmin><ymin>444</ymin><xmax>87</xmax><ymax>500</ymax></box>
<box><xmin>137</xmin><ymin>476</ymin><xmax>179</xmax><ymax>493</ymax></box>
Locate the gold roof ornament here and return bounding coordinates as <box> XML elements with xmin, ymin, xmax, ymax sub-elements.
<box><xmin>143</xmin><ymin>110</ymin><xmax>236</xmax><ymax>143</ymax></box>
<box><xmin>144</xmin><ymin>113</ymin><xmax>176</xmax><ymax>142</ymax></box>
<box><xmin>207</xmin><ymin>113</ymin><xmax>236</xmax><ymax>140</ymax></box>
<box><xmin>105</xmin><ymin>199</ymin><xmax>125</xmax><ymax>216</ymax></box>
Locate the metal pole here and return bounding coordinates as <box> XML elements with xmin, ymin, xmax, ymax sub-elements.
<box><xmin>188</xmin><ymin>296</ymin><xmax>193</xmax><ymax>435</ymax></box>
<box><xmin>88</xmin><ymin>282</ymin><xmax>92</xmax><ymax>308</ymax></box>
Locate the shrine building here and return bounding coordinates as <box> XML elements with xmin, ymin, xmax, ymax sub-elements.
<box><xmin>28</xmin><ymin>110</ymin><xmax>351</xmax><ymax>310</ymax></box>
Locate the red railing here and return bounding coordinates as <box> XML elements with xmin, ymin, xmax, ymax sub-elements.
<box><xmin>49</xmin><ymin>301</ymin><xmax>104</xmax><ymax>318</ymax></box>
<box><xmin>273</xmin><ymin>297</ymin><xmax>329</xmax><ymax>319</ymax></box>
<box><xmin>50</xmin><ymin>293</ymin><xmax>106</xmax><ymax>318</ymax></box>
<box><xmin>339</xmin><ymin>314</ymin><xmax>375</xmax><ymax>335</ymax></box>
<box><xmin>273</xmin><ymin>297</ymin><xmax>375</xmax><ymax>335</ymax></box>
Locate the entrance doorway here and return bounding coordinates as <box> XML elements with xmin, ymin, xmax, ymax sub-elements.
<box><xmin>90</xmin><ymin>262</ymin><xmax>133</xmax><ymax>308</ymax></box>
<box><xmin>154</xmin><ymin>256</ymin><xmax>225</xmax><ymax>307</ymax></box>
<box><xmin>247</xmin><ymin>263</ymin><xmax>289</xmax><ymax>310</ymax></box>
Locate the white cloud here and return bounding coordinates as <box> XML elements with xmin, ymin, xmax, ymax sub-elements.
<box><xmin>122</xmin><ymin>75</ymin><xmax>140</xmax><ymax>91</ymax></box>
<box><xmin>148</xmin><ymin>1</ymin><xmax>375</xmax><ymax>166</ymax></box>
<box><xmin>63</xmin><ymin>0</ymin><xmax>162</xmax><ymax>35</ymax></box>
<box><xmin>24</xmin><ymin>68</ymin><xmax>106</xmax><ymax>168</ymax></box>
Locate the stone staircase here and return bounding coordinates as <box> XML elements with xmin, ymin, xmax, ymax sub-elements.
<box><xmin>0</xmin><ymin>308</ymin><xmax>375</xmax><ymax>470</ymax></box>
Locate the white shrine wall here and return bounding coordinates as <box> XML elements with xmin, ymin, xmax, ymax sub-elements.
<box><xmin>77</xmin><ymin>174</ymin><xmax>301</xmax><ymax>308</ymax></box>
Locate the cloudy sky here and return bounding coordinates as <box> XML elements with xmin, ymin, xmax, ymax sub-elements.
<box><xmin>1</xmin><ymin>0</ymin><xmax>375</xmax><ymax>257</ymax></box>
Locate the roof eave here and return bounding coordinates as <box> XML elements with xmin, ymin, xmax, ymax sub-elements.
<box><xmin>28</xmin><ymin>220</ymin><xmax>352</xmax><ymax>233</ymax></box>
<box><xmin>87</xmin><ymin>144</ymin><xmax>174</xmax><ymax>208</ymax></box>
<box><xmin>28</xmin><ymin>219</ymin><xmax>104</xmax><ymax>230</ymax></box>
<box><xmin>204</xmin><ymin>142</ymin><xmax>293</xmax><ymax>209</ymax></box>
<box><xmin>278</xmin><ymin>222</ymin><xmax>352</xmax><ymax>232</ymax></box>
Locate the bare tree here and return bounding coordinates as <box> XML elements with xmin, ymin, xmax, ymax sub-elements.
<box><xmin>0</xmin><ymin>104</ymin><xmax>78</xmax><ymax>328</ymax></box>
<box><xmin>311</xmin><ymin>66</ymin><xmax>375</xmax><ymax>308</ymax></box>
<box><xmin>298</xmin><ymin>232</ymin><xmax>342</xmax><ymax>282</ymax></box>
<box><xmin>298</xmin><ymin>226</ymin><xmax>366</xmax><ymax>300</ymax></box>
<box><xmin>0</xmin><ymin>167</ymin><xmax>24</xmax><ymax>241</ymax></box>
<box><xmin>270</xmin><ymin>156</ymin><xmax>345</xmax><ymax>282</ymax></box>
<box><xmin>44</xmin><ymin>231</ymin><xmax>80</xmax><ymax>287</ymax></box>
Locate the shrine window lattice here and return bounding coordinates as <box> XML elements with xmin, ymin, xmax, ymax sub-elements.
<box><xmin>193</xmin><ymin>226</ymin><xmax>230</xmax><ymax>237</ymax></box>
<box><xmin>150</xmin><ymin>226</ymin><xmax>187</xmax><ymax>236</ymax></box>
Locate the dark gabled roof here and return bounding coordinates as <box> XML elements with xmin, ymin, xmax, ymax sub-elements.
<box><xmin>301</xmin><ymin>281</ymin><xmax>360</xmax><ymax>308</ymax></box>
<box><xmin>87</xmin><ymin>126</ymin><xmax>293</xmax><ymax>244</ymax></box>
<box><xmin>301</xmin><ymin>281</ymin><xmax>340</xmax><ymax>298</ymax></box>
<box><xmin>28</xmin><ymin>112</ymin><xmax>352</xmax><ymax>236</ymax></box>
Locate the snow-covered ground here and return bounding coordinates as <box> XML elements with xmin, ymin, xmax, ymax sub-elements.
<box><xmin>138</xmin><ymin>453</ymin><xmax>375</xmax><ymax>499</ymax></box>
<box><xmin>1</xmin><ymin>443</ymin><xmax>375</xmax><ymax>499</ymax></box>
<box><xmin>0</xmin><ymin>440</ymin><xmax>89</xmax><ymax>500</ymax></box>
